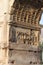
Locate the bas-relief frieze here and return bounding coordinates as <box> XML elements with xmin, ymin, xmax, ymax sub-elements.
<box><xmin>9</xmin><ymin>26</ymin><xmax>38</xmax><ymax>46</ymax></box>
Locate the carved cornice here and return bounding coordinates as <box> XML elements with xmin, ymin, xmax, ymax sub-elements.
<box><xmin>9</xmin><ymin>22</ymin><xmax>41</xmax><ymax>31</ymax></box>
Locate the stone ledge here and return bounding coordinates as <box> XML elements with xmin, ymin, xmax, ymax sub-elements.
<box><xmin>9</xmin><ymin>22</ymin><xmax>41</xmax><ymax>31</ymax></box>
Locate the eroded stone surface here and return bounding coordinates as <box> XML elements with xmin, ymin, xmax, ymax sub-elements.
<box><xmin>0</xmin><ymin>0</ymin><xmax>43</xmax><ymax>65</ymax></box>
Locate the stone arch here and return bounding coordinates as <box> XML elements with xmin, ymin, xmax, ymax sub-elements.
<box><xmin>10</xmin><ymin>0</ymin><xmax>43</xmax><ymax>25</ymax></box>
<box><xmin>8</xmin><ymin>0</ymin><xmax>43</xmax><ymax>65</ymax></box>
<box><xmin>9</xmin><ymin>0</ymin><xmax>43</xmax><ymax>43</ymax></box>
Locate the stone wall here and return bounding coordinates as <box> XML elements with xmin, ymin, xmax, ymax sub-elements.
<box><xmin>0</xmin><ymin>0</ymin><xmax>14</xmax><ymax>65</ymax></box>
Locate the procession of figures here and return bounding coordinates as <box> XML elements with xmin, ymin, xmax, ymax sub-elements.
<box><xmin>9</xmin><ymin>26</ymin><xmax>38</xmax><ymax>46</ymax></box>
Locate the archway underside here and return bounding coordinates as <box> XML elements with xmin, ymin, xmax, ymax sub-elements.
<box><xmin>10</xmin><ymin>0</ymin><xmax>43</xmax><ymax>30</ymax></box>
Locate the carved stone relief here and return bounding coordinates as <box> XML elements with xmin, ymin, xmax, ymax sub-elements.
<box><xmin>30</xmin><ymin>30</ymin><xmax>38</xmax><ymax>45</ymax></box>
<box><xmin>9</xmin><ymin>26</ymin><xmax>17</xmax><ymax>42</ymax></box>
<box><xmin>17</xmin><ymin>31</ymin><xmax>30</xmax><ymax>44</ymax></box>
<box><xmin>9</xmin><ymin>26</ymin><xmax>38</xmax><ymax>46</ymax></box>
